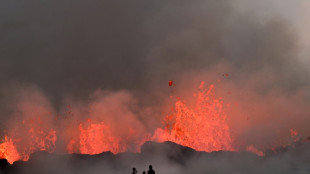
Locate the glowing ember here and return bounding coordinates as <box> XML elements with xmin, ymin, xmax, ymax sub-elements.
<box><xmin>290</xmin><ymin>129</ymin><xmax>298</xmax><ymax>137</ymax></box>
<box><xmin>152</xmin><ymin>81</ymin><xmax>233</xmax><ymax>151</ymax></box>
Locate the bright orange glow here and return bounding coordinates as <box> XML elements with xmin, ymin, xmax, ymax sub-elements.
<box><xmin>0</xmin><ymin>137</ymin><xmax>20</xmax><ymax>164</ymax></box>
<box><xmin>79</xmin><ymin>122</ymin><xmax>126</xmax><ymax>154</ymax></box>
<box><xmin>152</xmin><ymin>81</ymin><xmax>233</xmax><ymax>152</ymax></box>
<box><xmin>0</xmin><ymin>118</ymin><xmax>56</xmax><ymax>164</ymax></box>
<box><xmin>4</xmin><ymin>81</ymin><xmax>284</xmax><ymax>163</ymax></box>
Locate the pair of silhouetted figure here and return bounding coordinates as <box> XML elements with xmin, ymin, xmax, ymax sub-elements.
<box><xmin>132</xmin><ymin>165</ymin><xmax>155</xmax><ymax>174</ymax></box>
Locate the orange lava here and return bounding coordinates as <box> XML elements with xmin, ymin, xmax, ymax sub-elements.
<box><xmin>66</xmin><ymin>119</ymin><xmax>150</xmax><ymax>155</ymax></box>
<box><xmin>152</xmin><ymin>81</ymin><xmax>233</xmax><ymax>151</ymax></box>
<box><xmin>1</xmin><ymin>81</ymin><xmax>235</xmax><ymax>163</ymax></box>
<box><xmin>0</xmin><ymin>119</ymin><xmax>57</xmax><ymax>164</ymax></box>
<box><xmin>79</xmin><ymin>122</ymin><xmax>126</xmax><ymax>154</ymax></box>
<box><xmin>0</xmin><ymin>137</ymin><xmax>20</xmax><ymax>164</ymax></box>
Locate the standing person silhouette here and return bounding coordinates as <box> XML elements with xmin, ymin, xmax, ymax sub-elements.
<box><xmin>132</xmin><ymin>168</ymin><xmax>138</xmax><ymax>174</ymax></box>
<box><xmin>143</xmin><ymin>171</ymin><xmax>146</xmax><ymax>174</ymax></box>
<box><xmin>147</xmin><ymin>165</ymin><xmax>155</xmax><ymax>174</ymax></box>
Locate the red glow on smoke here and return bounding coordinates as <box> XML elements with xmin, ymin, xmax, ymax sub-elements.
<box><xmin>78</xmin><ymin>122</ymin><xmax>126</xmax><ymax>154</ymax></box>
<box><xmin>0</xmin><ymin>137</ymin><xmax>20</xmax><ymax>164</ymax></box>
<box><xmin>0</xmin><ymin>127</ymin><xmax>56</xmax><ymax>164</ymax></box>
<box><xmin>1</xmin><ymin>81</ymin><xmax>297</xmax><ymax>163</ymax></box>
<box><xmin>290</xmin><ymin>129</ymin><xmax>298</xmax><ymax>137</ymax></box>
<box><xmin>152</xmin><ymin>81</ymin><xmax>233</xmax><ymax>151</ymax></box>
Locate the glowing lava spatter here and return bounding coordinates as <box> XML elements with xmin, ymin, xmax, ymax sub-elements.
<box><xmin>0</xmin><ymin>137</ymin><xmax>20</xmax><ymax>164</ymax></box>
<box><xmin>0</xmin><ymin>119</ymin><xmax>57</xmax><ymax>164</ymax></box>
<box><xmin>67</xmin><ymin>120</ymin><xmax>151</xmax><ymax>154</ymax></box>
<box><xmin>1</xmin><ymin>81</ymin><xmax>235</xmax><ymax>163</ymax></box>
<box><xmin>152</xmin><ymin>81</ymin><xmax>233</xmax><ymax>151</ymax></box>
<box><xmin>78</xmin><ymin>122</ymin><xmax>126</xmax><ymax>154</ymax></box>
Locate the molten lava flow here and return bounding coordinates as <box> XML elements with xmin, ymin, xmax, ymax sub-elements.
<box><xmin>79</xmin><ymin>122</ymin><xmax>126</xmax><ymax>154</ymax></box>
<box><xmin>1</xmin><ymin>81</ymin><xmax>235</xmax><ymax>163</ymax></box>
<box><xmin>68</xmin><ymin>120</ymin><xmax>148</xmax><ymax>155</ymax></box>
<box><xmin>152</xmin><ymin>81</ymin><xmax>233</xmax><ymax>152</ymax></box>
<box><xmin>66</xmin><ymin>81</ymin><xmax>234</xmax><ymax>155</ymax></box>
<box><xmin>0</xmin><ymin>137</ymin><xmax>20</xmax><ymax>164</ymax></box>
<box><xmin>0</xmin><ymin>118</ymin><xmax>57</xmax><ymax>164</ymax></box>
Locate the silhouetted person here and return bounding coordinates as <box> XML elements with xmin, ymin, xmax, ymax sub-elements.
<box><xmin>147</xmin><ymin>165</ymin><xmax>155</xmax><ymax>174</ymax></box>
<box><xmin>132</xmin><ymin>168</ymin><xmax>138</xmax><ymax>174</ymax></box>
<box><xmin>143</xmin><ymin>171</ymin><xmax>146</xmax><ymax>174</ymax></box>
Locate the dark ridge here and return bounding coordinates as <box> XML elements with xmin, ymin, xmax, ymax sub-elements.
<box><xmin>141</xmin><ymin>141</ymin><xmax>197</xmax><ymax>165</ymax></box>
<box><xmin>0</xmin><ymin>158</ymin><xmax>9</xmax><ymax>170</ymax></box>
<box><xmin>1</xmin><ymin>139</ymin><xmax>310</xmax><ymax>173</ymax></box>
<box><xmin>264</xmin><ymin>136</ymin><xmax>310</xmax><ymax>157</ymax></box>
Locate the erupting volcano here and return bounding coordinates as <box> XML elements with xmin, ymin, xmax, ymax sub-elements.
<box><xmin>0</xmin><ymin>81</ymin><xmax>234</xmax><ymax>164</ymax></box>
<box><xmin>1</xmin><ymin>0</ymin><xmax>310</xmax><ymax>173</ymax></box>
<box><xmin>0</xmin><ymin>117</ymin><xmax>56</xmax><ymax>164</ymax></box>
<box><xmin>152</xmin><ymin>82</ymin><xmax>233</xmax><ymax>152</ymax></box>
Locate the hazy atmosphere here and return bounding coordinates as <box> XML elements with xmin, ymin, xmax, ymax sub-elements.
<box><xmin>0</xmin><ymin>0</ymin><xmax>310</xmax><ymax>173</ymax></box>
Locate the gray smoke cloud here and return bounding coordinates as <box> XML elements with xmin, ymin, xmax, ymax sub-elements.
<box><xmin>0</xmin><ymin>0</ymin><xmax>310</xmax><ymax>170</ymax></box>
<box><xmin>1</xmin><ymin>0</ymin><xmax>308</xmax><ymax>100</ymax></box>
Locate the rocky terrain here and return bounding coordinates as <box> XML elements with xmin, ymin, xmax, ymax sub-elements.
<box><xmin>1</xmin><ymin>138</ymin><xmax>310</xmax><ymax>174</ymax></box>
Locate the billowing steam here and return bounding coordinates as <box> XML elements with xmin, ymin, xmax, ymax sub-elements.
<box><xmin>0</xmin><ymin>0</ymin><xmax>310</xmax><ymax>173</ymax></box>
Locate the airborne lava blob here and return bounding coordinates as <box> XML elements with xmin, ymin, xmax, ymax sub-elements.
<box><xmin>78</xmin><ymin>122</ymin><xmax>126</xmax><ymax>154</ymax></box>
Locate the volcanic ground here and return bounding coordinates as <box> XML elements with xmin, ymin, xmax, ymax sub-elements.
<box><xmin>1</xmin><ymin>137</ymin><xmax>310</xmax><ymax>174</ymax></box>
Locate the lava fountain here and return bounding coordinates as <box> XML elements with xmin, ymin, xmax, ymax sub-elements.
<box><xmin>0</xmin><ymin>81</ymin><xmax>233</xmax><ymax>164</ymax></box>
<box><xmin>0</xmin><ymin>118</ymin><xmax>56</xmax><ymax>164</ymax></box>
<box><xmin>152</xmin><ymin>81</ymin><xmax>233</xmax><ymax>152</ymax></box>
